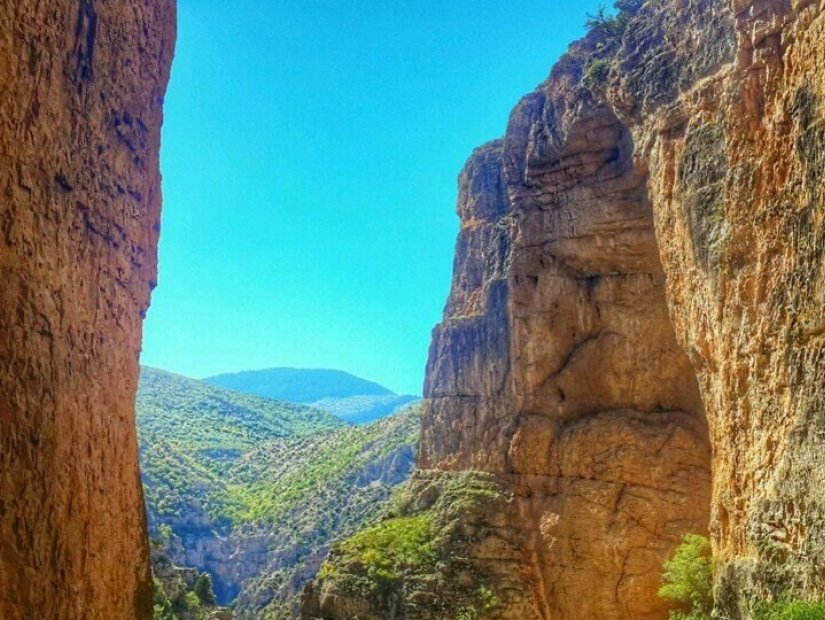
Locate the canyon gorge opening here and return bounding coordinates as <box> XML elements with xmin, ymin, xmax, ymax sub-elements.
<box><xmin>3</xmin><ymin>0</ymin><xmax>825</xmax><ymax>618</ymax></box>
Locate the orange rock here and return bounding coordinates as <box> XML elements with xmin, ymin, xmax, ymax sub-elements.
<box><xmin>420</xmin><ymin>0</ymin><xmax>825</xmax><ymax>617</ymax></box>
<box><xmin>0</xmin><ymin>3</ymin><xmax>174</xmax><ymax>618</ymax></box>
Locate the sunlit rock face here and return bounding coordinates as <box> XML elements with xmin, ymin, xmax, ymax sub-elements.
<box><xmin>421</xmin><ymin>68</ymin><xmax>711</xmax><ymax>620</ymax></box>
<box><xmin>0</xmin><ymin>3</ymin><xmax>175</xmax><ymax>618</ymax></box>
<box><xmin>419</xmin><ymin>0</ymin><xmax>825</xmax><ymax>617</ymax></box>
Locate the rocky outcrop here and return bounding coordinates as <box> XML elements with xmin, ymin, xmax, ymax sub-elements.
<box><xmin>309</xmin><ymin>1</ymin><xmax>825</xmax><ymax>618</ymax></box>
<box><xmin>0</xmin><ymin>3</ymin><xmax>175</xmax><ymax>618</ymax></box>
<box><xmin>303</xmin><ymin>471</ymin><xmax>539</xmax><ymax>620</ymax></box>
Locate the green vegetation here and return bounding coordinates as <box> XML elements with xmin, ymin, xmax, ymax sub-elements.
<box><xmin>137</xmin><ymin>367</ymin><xmax>420</xmax><ymax>617</ymax></box>
<box><xmin>658</xmin><ymin>534</ymin><xmax>715</xmax><ymax>620</ymax></box>
<box><xmin>322</xmin><ymin>514</ymin><xmax>437</xmax><ymax>590</ymax></box>
<box><xmin>456</xmin><ymin>586</ymin><xmax>502</xmax><ymax>620</ymax></box>
<box><xmin>311</xmin><ymin>471</ymin><xmax>507</xmax><ymax>620</ymax></box>
<box><xmin>309</xmin><ymin>393</ymin><xmax>419</xmax><ymax>425</ymax></box>
<box><xmin>151</xmin><ymin>560</ymin><xmax>221</xmax><ymax>620</ymax></box>
<box><xmin>583</xmin><ymin>58</ymin><xmax>613</xmax><ymax>88</ymax></box>
<box><xmin>138</xmin><ymin>366</ymin><xmax>343</xmax><ymax>451</ymax></box>
<box><xmin>754</xmin><ymin>599</ymin><xmax>825</xmax><ymax>619</ymax></box>
<box><xmin>236</xmin><ymin>409</ymin><xmax>419</xmax><ymax>618</ymax></box>
<box><xmin>585</xmin><ymin>0</ymin><xmax>645</xmax><ymax>39</ymax></box>
<box><xmin>581</xmin><ymin>0</ymin><xmax>646</xmax><ymax>90</ymax></box>
<box><xmin>217</xmin><ymin>407</ymin><xmax>419</xmax><ymax>525</ymax></box>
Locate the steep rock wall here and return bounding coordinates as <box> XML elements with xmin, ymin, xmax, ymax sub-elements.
<box><xmin>418</xmin><ymin>0</ymin><xmax>825</xmax><ymax>618</ymax></box>
<box><xmin>421</xmin><ymin>68</ymin><xmax>712</xmax><ymax>620</ymax></box>
<box><xmin>622</xmin><ymin>0</ymin><xmax>825</xmax><ymax>611</ymax></box>
<box><xmin>0</xmin><ymin>3</ymin><xmax>175</xmax><ymax>618</ymax></box>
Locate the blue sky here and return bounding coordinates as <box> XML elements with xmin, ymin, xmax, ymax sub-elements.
<box><xmin>140</xmin><ymin>0</ymin><xmax>606</xmax><ymax>395</ymax></box>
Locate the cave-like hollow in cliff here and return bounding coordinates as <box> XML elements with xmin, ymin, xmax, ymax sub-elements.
<box><xmin>420</xmin><ymin>88</ymin><xmax>714</xmax><ymax>618</ymax></box>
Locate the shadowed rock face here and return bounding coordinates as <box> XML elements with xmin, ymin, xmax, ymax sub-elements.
<box><xmin>0</xmin><ymin>3</ymin><xmax>175</xmax><ymax>619</ymax></box>
<box><xmin>630</xmin><ymin>0</ymin><xmax>825</xmax><ymax>612</ymax></box>
<box><xmin>419</xmin><ymin>0</ymin><xmax>825</xmax><ymax>617</ymax></box>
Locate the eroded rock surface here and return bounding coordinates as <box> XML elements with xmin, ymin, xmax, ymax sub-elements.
<box><xmin>421</xmin><ymin>54</ymin><xmax>712</xmax><ymax>619</ymax></box>
<box><xmin>625</xmin><ymin>0</ymin><xmax>825</xmax><ymax>612</ymax></box>
<box><xmin>309</xmin><ymin>0</ymin><xmax>825</xmax><ymax>618</ymax></box>
<box><xmin>0</xmin><ymin>3</ymin><xmax>175</xmax><ymax>618</ymax></box>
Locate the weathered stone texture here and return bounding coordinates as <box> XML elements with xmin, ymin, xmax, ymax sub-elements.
<box><xmin>628</xmin><ymin>0</ymin><xmax>825</xmax><ymax>614</ymax></box>
<box><xmin>0</xmin><ymin>3</ymin><xmax>174</xmax><ymax>618</ymax></box>
<box><xmin>418</xmin><ymin>0</ymin><xmax>825</xmax><ymax>618</ymax></box>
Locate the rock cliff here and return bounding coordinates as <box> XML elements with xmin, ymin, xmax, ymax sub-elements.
<box><xmin>0</xmin><ymin>3</ymin><xmax>174</xmax><ymax>618</ymax></box>
<box><xmin>307</xmin><ymin>0</ymin><xmax>825</xmax><ymax>618</ymax></box>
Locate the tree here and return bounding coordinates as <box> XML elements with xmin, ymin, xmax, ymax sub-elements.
<box><xmin>658</xmin><ymin>534</ymin><xmax>714</xmax><ymax>620</ymax></box>
<box><xmin>193</xmin><ymin>573</ymin><xmax>216</xmax><ymax>605</ymax></box>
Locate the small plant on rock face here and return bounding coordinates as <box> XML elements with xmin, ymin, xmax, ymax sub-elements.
<box><xmin>658</xmin><ymin>534</ymin><xmax>715</xmax><ymax>620</ymax></box>
<box><xmin>583</xmin><ymin>58</ymin><xmax>613</xmax><ymax>89</ymax></box>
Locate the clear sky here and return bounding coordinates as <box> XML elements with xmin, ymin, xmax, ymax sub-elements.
<box><xmin>140</xmin><ymin>0</ymin><xmax>606</xmax><ymax>396</ymax></box>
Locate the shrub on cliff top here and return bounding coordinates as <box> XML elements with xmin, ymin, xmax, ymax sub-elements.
<box><xmin>318</xmin><ymin>513</ymin><xmax>437</xmax><ymax>590</ymax></box>
<box><xmin>658</xmin><ymin>534</ymin><xmax>714</xmax><ymax>620</ymax></box>
<box><xmin>585</xmin><ymin>0</ymin><xmax>645</xmax><ymax>39</ymax></box>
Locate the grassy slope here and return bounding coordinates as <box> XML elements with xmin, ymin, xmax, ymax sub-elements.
<box><xmin>138</xmin><ymin>366</ymin><xmax>345</xmax><ymax>525</ymax></box>
<box><xmin>304</xmin><ymin>471</ymin><xmax>509</xmax><ymax>620</ymax></box>
<box><xmin>234</xmin><ymin>409</ymin><xmax>420</xmax><ymax>619</ymax></box>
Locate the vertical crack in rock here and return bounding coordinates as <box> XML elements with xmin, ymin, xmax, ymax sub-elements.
<box><xmin>72</xmin><ymin>0</ymin><xmax>97</xmax><ymax>88</ymax></box>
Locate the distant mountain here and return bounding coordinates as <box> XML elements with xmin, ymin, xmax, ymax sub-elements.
<box><xmin>136</xmin><ymin>366</ymin><xmax>420</xmax><ymax>617</ymax></box>
<box><xmin>204</xmin><ymin>367</ymin><xmax>420</xmax><ymax>425</ymax></box>
<box><xmin>138</xmin><ymin>366</ymin><xmax>344</xmax><ymax>449</ymax></box>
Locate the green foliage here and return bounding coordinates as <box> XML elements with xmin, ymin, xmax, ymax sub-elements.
<box><xmin>152</xmin><ymin>577</ymin><xmax>175</xmax><ymax>620</ymax></box>
<box><xmin>658</xmin><ymin>534</ymin><xmax>714</xmax><ymax>620</ymax></box>
<box><xmin>334</xmin><ymin>514</ymin><xmax>436</xmax><ymax>587</ymax></box>
<box><xmin>152</xmin><ymin>571</ymin><xmax>216</xmax><ymax>620</ymax></box>
<box><xmin>310</xmin><ymin>393</ymin><xmax>419</xmax><ymax>425</ymax></box>
<box><xmin>456</xmin><ymin>585</ymin><xmax>502</xmax><ymax>618</ymax></box>
<box><xmin>192</xmin><ymin>573</ymin><xmax>215</xmax><ymax>605</ymax></box>
<box><xmin>585</xmin><ymin>0</ymin><xmax>645</xmax><ymax>39</ymax></box>
<box><xmin>139</xmin><ymin>367</ymin><xmax>421</xmax><ymax>618</ymax></box>
<box><xmin>137</xmin><ymin>366</ymin><xmax>343</xmax><ymax>452</ymax></box>
<box><xmin>754</xmin><ymin>599</ymin><xmax>825</xmax><ymax>619</ymax></box>
<box><xmin>476</xmin><ymin>585</ymin><xmax>501</xmax><ymax>611</ymax></box>
<box><xmin>583</xmin><ymin>58</ymin><xmax>613</xmax><ymax>88</ymax></box>
<box><xmin>310</xmin><ymin>471</ymin><xmax>508</xmax><ymax>620</ymax></box>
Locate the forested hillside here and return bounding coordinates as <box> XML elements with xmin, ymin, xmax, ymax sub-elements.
<box><xmin>137</xmin><ymin>367</ymin><xmax>419</xmax><ymax>617</ymax></box>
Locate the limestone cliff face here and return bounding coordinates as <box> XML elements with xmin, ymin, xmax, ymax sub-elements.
<box><xmin>418</xmin><ymin>0</ymin><xmax>825</xmax><ymax>617</ymax></box>
<box><xmin>0</xmin><ymin>3</ymin><xmax>175</xmax><ymax>618</ymax></box>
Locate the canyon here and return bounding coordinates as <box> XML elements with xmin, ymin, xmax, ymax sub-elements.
<box><xmin>137</xmin><ymin>367</ymin><xmax>418</xmax><ymax>618</ymax></box>
<box><xmin>2</xmin><ymin>0</ymin><xmax>825</xmax><ymax>618</ymax></box>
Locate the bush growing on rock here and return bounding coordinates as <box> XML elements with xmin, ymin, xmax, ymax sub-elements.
<box><xmin>658</xmin><ymin>534</ymin><xmax>714</xmax><ymax>620</ymax></box>
<box><xmin>585</xmin><ymin>0</ymin><xmax>645</xmax><ymax>39</ymax></box>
